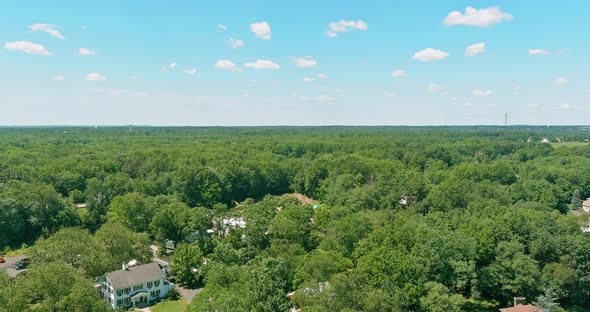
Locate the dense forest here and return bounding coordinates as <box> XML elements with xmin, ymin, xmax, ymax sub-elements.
<box><xmin>2</xmin><ymin>126</ymin><xmax>590</xmax><ymax>311</ymax></box>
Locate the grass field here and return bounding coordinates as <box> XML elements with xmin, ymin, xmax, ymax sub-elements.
<box><xmin>149</xmin><ymin>299</ymin><xmax>188</xmax><ymax>312</ymax></box>
<box><xmin>551</xmin><ymin>142</ymin><xmax>590</xmax><ymax>148</ymax></box>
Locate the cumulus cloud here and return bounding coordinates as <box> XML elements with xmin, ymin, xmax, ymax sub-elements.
<box><xmin>554</xmin><ymin>77</ymin><xmax>568</xmax><ymax>85</ymax></box>
<box><xmin>218</xmin><ymin>24</ymin><xmax>228</xmax><ymax>31</ymax></box>
<box><xmin>228</xmin><ymin>38</ymin><xmax>244</xmax><ymax>48</ymax></box>
<box><xmin>412</xmin><ymin>48</ymin><xmax>449</xmax><ymax>62</ymax></box>
<box><xmin>244</xmin><ymin>60</ymin><xmax>280</xmax><ymax>70</ymax></box>
<box><xmin>528</xmin><ymin>49</ymin><xmax>551</xmax><ymax>55</ymax></box>
<box><xmin>29</xmin><ymin>23</ymin><xmax>64</xmax><ymax>39</ymax></box>
<box><xmin>215</xmin><ymin>60</ymin><xmax>242</xmax><ymax>72</ymax></box>
<box><xmin>472</xmin><ymin>89</ymin><xmax>494</xmax><ymax>96</ymax></box>
<box><xmin>303</xmin><ymin>77</ymin><xmax>316</xmax><ymax>82</ymax></box>
<box><xmin>162</xmin><ymin>62</ymin><xmax>177</xmax><ymax>70</ymax></box>
<box><xmin>316</xmin><ymin>73</ymin><xmax>329</xmax><ymax>79</ymax></box>
<box><xmin>464</xmin><ymin>42</ymin><xmax>486</xmax><ymax>56</ymax></box>
<box><xmin>427</xmin><ymin>83</ymin><xmax>445</xmax><ymax>93</ymax></box>
<box><xmin>316</xmin><ymin>95</ymin><xmax>335</xmax><ymax>102</ymax></box>
<box><xmin>84</xmin><ymin>73</ymin><xmax>106</xmax><ymax>81</ymax></box>
<box><xmin>79</xmin><ymin>48</ymin><xmax>96</xmax><ymax>55</ymax></box>
<box><xmin>4</xmin><ymin>41</ymin><xmax>52</xmax><ymax>55</ymax></box>
<box><xmin>327</xmin><ymin>19</ymin><xmax>368</xmax><ymax>37</ymax></box>
<box><xmin>384</xmin><ymin>92</ymin><xmax>396</xmax><ymax>97</ymax></box>
<box><xmin>183</xmin><ymin>68</ymin><xmax>197</xmax><ymax>75</ymax></box>
<box><xmin>443</xmin><ymin>6</ymin><xmax>513</xmax><ymax>27</ymax></box>
<box><xmin>52</xmin><ymin>74</ymin><xmax>65</xmax><ymax>81</ymax></box>
<box><xmin>294</xmin><ymin>57</ymin><xmax>318</xmax><ymax>68</ymax></box>
<box><xmin>391</xmin><ymin>69</ymin><xmax>406</xmax><ymax>78</ymax></box>
<box><xmin>250</xmin><ymin>22</ymin><xmax>272</xmax><ymax>40</ymax></box>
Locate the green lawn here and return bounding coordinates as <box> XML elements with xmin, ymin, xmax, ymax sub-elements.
<box><xmin>551</xmin><ymin>142</ymin><xmax>590</xmax><ymax>148</ymax></box>
<box><xmin>150</xmin><ymin>299</ymin><xmax>188</xmax><ymax>312</ymax></box>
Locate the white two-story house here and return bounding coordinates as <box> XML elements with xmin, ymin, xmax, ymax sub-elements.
<box><xmin>98</xmin><ymin>262</ymin><xmax>173</xmax><ymax>309</ymax></box>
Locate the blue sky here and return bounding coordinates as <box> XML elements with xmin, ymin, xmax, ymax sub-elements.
<box><xmin>1</xmin><ymin>0</ymin><xmax>589</xmax><ymax>125</ymax></box>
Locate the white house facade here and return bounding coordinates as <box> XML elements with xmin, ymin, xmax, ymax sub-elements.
<box><xmin>98</xmin><ymin>262</ymin><xmax>172</xmax><ymax>309</ymax></box>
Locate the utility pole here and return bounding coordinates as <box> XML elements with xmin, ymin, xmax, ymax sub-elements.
<box><xmin>504</xmin><ymin>113</ymin><xmax>508</xmax><ymax>130</ymax></box>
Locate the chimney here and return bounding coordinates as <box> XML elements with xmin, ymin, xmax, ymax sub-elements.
<box><xmin>513</xmin><ymin>297</ymin><xmax>526</xmax><ymax>307</ymax></box>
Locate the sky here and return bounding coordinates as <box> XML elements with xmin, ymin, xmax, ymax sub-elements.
<box><xmin>0</xmin><ymin>0</ymin><xmax>589</xmax><ymax>126</ymax></box>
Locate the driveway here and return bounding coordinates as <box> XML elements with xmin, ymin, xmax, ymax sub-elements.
<box><xmin>0</xmin><ymin>255</ymin><xmax>28</xmax><ymax>277</ymax></box>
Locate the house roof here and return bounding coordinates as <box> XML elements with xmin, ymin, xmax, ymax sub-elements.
<box><xmin>499</xmin><ymin>305</ymin><xmax>543</xmax><ymax>312</ymax></box>
<box><xmin>583</xmin><ymin>198</ymin><xmax>590</xmax><ymax>207</ymax></box>
<box><xmin>106</xmin><ymin>262</ymin><xmax>164</xmax><ymax>290</ymax></box>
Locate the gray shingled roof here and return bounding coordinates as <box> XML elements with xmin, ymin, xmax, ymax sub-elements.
<box><xmin>106</xmin><ymin>262</ymin><xmax>164</xmax><ymax>290</ymax></box>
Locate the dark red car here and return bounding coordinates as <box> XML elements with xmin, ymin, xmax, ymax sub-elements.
<box><xmin>0</xmin><ymin>257</ymin><xmax>5</xmax><ymax>263</ymax></box>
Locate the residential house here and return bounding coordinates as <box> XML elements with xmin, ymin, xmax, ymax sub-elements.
<box><xmin>98</xmin><ymin>262</ymin><xmax>172</xmax><ymax>309</ymax></box>
<box><xmin>499</xmin><ymin>297</ymin><xmax>543</xmax><ymax>312</ymax></box>
<box><xmin>582</xmin><ymin>198</ymin><xmax>590</xmax><ymax>212</ymax></box>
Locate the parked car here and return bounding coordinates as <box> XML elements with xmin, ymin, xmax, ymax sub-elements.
<box><xmin>12</xmin><ymin>257</ymin><xmax>29</xmax><ymax>270</ymax></box>
<box><xmin>0</xmin><ymin>256</ymin><xmax>5</xmax><ymax>263</ymax></box>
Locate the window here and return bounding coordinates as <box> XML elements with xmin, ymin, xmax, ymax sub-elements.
<box><xmin>116</xmin><ymin>299</ymin><xmax>122</xmax><ymax>307</ymax></box>
<box><xmin>124</xmin><ymin>297</ymin><xmax>130</xmax><ymax>305</ymax></box>
<box><xmin>133</xmin><ymin>284</ymin><xmax>143</xmax><ymax>291</ymax></box>
<box><xmin>124</xmin><ymin>287</ymin><xmax>130</xmax><ymax>294</ymax></box>
<box><xmin>147</xmin><ymin>281</ymin><xmax>153</xmax><ymax>288</ymax></box>
<box><xmin>116</xmin><ymin>289</ymin><xmax>123</xmax><ymax>296</ymax></box>
<box><xmin>150</xmin><ymin>291</ymin><xmax>156</xmax><ymax>297</ymax></box>
<box><xmin>154</xmin><ymin>280</ymin><xmax>160</xmax><ymax>287</ymax></box>
<box><xmin>155</xmin><ymin>289</ymin><xmax>161</xmax><ymax>297</ymax></box>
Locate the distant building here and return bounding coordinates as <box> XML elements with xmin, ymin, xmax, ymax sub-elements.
<box><xmin>499</xmin><ymin>305</ymin><xmax>543</xmax><ymax>312</ymax></box>
<box><xmin>582</xmin><ymin>198</ymin><xmax>590</xmax><ymax>212</ymax></box>
<box><xmin>97</xmin><ymin>262</ymin><xmax>172</xmax><ymax>309</ymax></box>
<box><xmin>499</xmin><ymin>297</ymin><xmax>543</xmax><ymax>312</ymax></box>
<box><xmin>541</xmin><ymin>138</ymin><xmax>550</xmax><ymax>143</ymax></box>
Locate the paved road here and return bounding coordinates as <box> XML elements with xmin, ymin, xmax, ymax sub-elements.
<box><xmin>0</xmin><ymin>255</ymin><xmax>28</xmax><ymax>277</ymax></box>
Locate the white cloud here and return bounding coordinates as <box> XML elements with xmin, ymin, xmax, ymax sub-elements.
<box><xmin>554</xmin><ymin>77</ymin><xmax>568</xmax><ymax>85</ymax></box>
<box><xmin>443</xmin><ymin>6</ymin><xmax>513</xmax><ymax>27</ymax></box>
<box><xmin>248</xmin><ymin>79</ymin><xmax>257</xmax><ymax>83</ymax></box>
<box><xmin>215</xmin><ymin>60</ymin><xmax>242</xmax><ymax>72</ymax></box>
<box><xmin>528</xmin><ymin>103</ymin><xmax>539</xmax><ymax>108</ymax></box>
<box><xmin>4</xmin><ymin>41</ymin><xmax>52</xmax><ymax>55</ymax></box>
<box><xmin>335</xmin><ymin>89</ymin><xmax>345</xmax><ymax>94</ymax></box>
<box><xmin>559</xmin><ymin>102</ymin><xmax>576</xmax><ymax>110</ymax></box>
<box><xmin>464</xmin><ymin>102</ymin><xmax>473</xmax><ymax>107</ymax></box>
<box><xmin>427</xmin><ymin>83</ymin><xmax>445</xmax><ymax>93</ymax></box>
<box><xmin>84</xmin><ymin>73</ymin><xmax>106</xmax><ymax>81</ymax></box>
<box><xmin>244</xmin><ymin>60</ymin><xmax>280</xmax><ymax>70</ymax></box>
<box><xmin>391</xmin><ymin>69</ymin><xmax>406</xmax><ymax>78</ymax></box>
<box><xmin>472</xmin><ymin>89</ymin><xmax>494</xmax><ymax>96</ymax></box>
<box><xmin>464</xmin><ymin>42</ymin><xmax>486</xmax><ymax>56</ymax></box>
<box><xmin>228</xmin><ymin>38</ymin><xmax>244</xmax><ymax>48</ymax></box>
<box><xmin>303</xmin><ymin>77</ymin><xmax>316</xmax><ymax>82</ymax></box>
<box><xmin>162</xmin><ymin>62</ymin><xmax>177</xmax><ymax>70</ymax></box>
<box><xmin>384</xmin><ymin>92</ymin><xmax>396</xmax><ymax>97</ymax></box>
<box><xmin>52</xmin><ymin>74</ymin><xmax>65</xmax><ymax>81</ymax></box>
<box><xmin>183</xmin><ymin>68</ymin><xmax>197</xmax><ymax>75</ymax></box>
<box><xmin>513</xmin><ymin>85</ymin><xmax>522</xmax><ymax>91</ymax></box>
<box><xmin>528</xmin><ymin>49</ymin><xmax>551</xmax><ymax>55</ymax></box>
<box><xmin>327</xmin><ymin>20</ymin><xmax>368</xmax><ymax>37</ymax></box>
<box><xmin>29</xmin><ymin>23</ymin><xmax>64</xmax><ymax>39</ymax></box>
<box><xmin>240</xmin><ymin>93</ymin><xmax>249</xmax><ymax>97</ymax></box>
<box><xmin>79</xmin><ymin>48</ymin><xmax>96</xmax><ymax>56</ymax></box>
<box><xmin>218</xmin><ymin>24</ymin><xmax>228</xmax><ymax>31</ymax></box>
<box><xmin>316</xmin><ymin>95</ymin><xmax>335</xmax><ymax>102</ymax></box>
<box><xmin>294</xmin><ymin>57</ymin><xmax>317</xmax><ymax>68</ymax></box>
<box><xmin>316</xmin><ymin>73</ymin><xmax>329</xmax><ymax>79</ymax></box>
<box><xmin>412</xmin><ymin>48</ymin><xmax>449</xmax><ymax>62</ymax></box>
<box><xmin>250</xmin><ymin>22</ymin><xmax>272</xmax><ymax>40</ymax></box>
